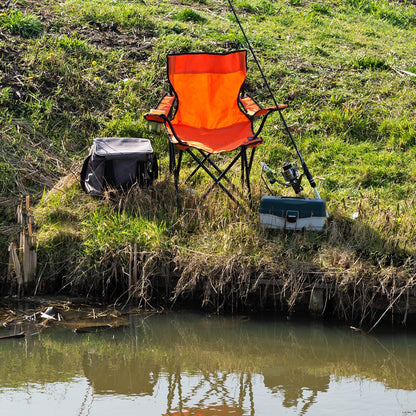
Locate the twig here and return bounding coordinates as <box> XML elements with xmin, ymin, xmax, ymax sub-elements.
<box><xmin>391</xmin><ymin>66</ymin><xmax>416</xmax><ymax>78</ymax></box>
<box><xmin>367</xmin><ymin>284</ymin><xmax>408</xmax><ymax>334</ymax></box>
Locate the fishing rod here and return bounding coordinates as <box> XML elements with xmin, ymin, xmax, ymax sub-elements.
<box><xmin>226</xmin><ymin>0</ymin><xmax>322</xmax><ymax>200</ymax></box>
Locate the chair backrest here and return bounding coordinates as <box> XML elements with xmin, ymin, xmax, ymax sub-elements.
<box><xmin>167</xmin><ymin>51</ymin><xmax>249</xmax><ymax>130</ymax></box>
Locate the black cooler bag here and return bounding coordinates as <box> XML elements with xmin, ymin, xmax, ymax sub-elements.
<box><xmin>80</xmin><ymin>137</ymin><xmax>158</xmax><ymax>195</ymax></box>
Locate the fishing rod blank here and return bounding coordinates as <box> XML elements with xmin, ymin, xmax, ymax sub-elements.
<box><xmin>226</xmin><ymin>0</ymin><xmax>322</xmax><ymax>200</ymax></box>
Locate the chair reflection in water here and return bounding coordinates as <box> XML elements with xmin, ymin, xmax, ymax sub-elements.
<box><xmin>163</xmin><ymin>371</ymin><xmax>255</xmax><ymax>416</ymax></box>
<box><xmin>145</xmin><ymin>51</ymin><xmax>286</xmax><ymax>209</ymax></box>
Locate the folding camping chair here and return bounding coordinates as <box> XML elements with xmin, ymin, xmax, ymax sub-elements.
<box><xmin>144</xmin><ymin>50</ymin><xmax>287</xmax><ymax>209</ymax></box>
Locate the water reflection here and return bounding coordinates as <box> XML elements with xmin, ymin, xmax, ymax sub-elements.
<box><xmin>263</xmin><ymin>366</ymin><xmax>329</xmax><ymax>412</ymax></box>
<box><xmin>83</xmin><ymin>353</ymin><xmax>160</xmax><ymax>396</ymax></box>
<box><xmin>162</xmin><ymin>373</ymin><xmax>253</xmax><ymax>416</ymax></box>
<box><xmin>0</xmin><ymin>311</ymin><xmax>415</xmax><ymax>415</ymax></box>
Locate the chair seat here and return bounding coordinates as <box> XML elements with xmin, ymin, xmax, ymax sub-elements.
<box><xmin>167</xmin><ymin>121</ymin><xmax>262</xmax><ymax>153</ymax></box>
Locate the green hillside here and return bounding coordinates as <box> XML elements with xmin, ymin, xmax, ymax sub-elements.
<box><xmin>1</xmin><ymin>0</ymin><xmax>416</xmax><ymax>325</ymax></box>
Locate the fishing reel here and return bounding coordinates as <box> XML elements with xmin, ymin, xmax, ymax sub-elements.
<box><xmin>281</xmin><ymin>162</ymin><xmax>304</xmax><ymax>194</ymax></box>
<box><xmin>261</xmin><ymin>161</ymin><xmax>304</xmax><ymax>194</ymax></box>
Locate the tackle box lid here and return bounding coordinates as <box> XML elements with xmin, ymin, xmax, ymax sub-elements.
<box><xmin>260</xmin><ymin>196</ymin><xmax>326</xmax><ymax>219</ymax></box>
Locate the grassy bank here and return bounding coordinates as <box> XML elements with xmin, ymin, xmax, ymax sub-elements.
<box><xmin>1</xmin><ymin>0</ymin><xmax>416</xmax><ymax>327</ymax></box>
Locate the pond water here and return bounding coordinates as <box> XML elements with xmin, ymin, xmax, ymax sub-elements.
<box><xmin>0</xmin><ymin>309</ymin><xmax>415</xmax><ymax>416</ymax></box>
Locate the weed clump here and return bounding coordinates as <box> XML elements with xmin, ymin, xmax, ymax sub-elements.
<box><xmin>350</xmin><ymin>56</ymin><xmax>389</xmax><ymax>70</ymax></box>
<box><xmin>311</xmin><ymin>4</ymin><xmax>331</xmax><ymax>15</ymax></box>
<box><xmin>235</xmin><ymin>0</ymin><xmax>278</xmax><ymax>15</ymax></box>
<box><xmin>175</xmin><ymin>8</ymin><xmax>207</xmax><ymax>23</ymax></box>
<box><xmin>0</xmin><ymin>10</ymin><xmax>42</xmax><ymax>38</ymax></box>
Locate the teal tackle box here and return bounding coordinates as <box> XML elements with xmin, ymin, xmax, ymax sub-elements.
<box><xmin>259</xmin><ymin>196</ymin><xmax>326</xmax><ymax>231</ymax></box>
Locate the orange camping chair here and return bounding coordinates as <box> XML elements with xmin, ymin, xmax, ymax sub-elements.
<box><xmin>145</xmin><ymin>50</ymin><xmax>287</xmax><ymax>209</ymax></box>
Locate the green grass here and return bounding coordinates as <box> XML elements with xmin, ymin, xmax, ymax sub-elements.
<box><xmin>347</xmin><ymin>0</ymin><xmax>416</xmax><ymax>28</ymax></box>
<box><xmin>1</xmin><ymin>0</ymin><xmax>416</xmax><ymax>322</ymax></box>
<box><xmin>0</xmin><ymin>10</ymin><xmax>42</xmax><ymax>37</ymax></box>
<box><xmin>175</xmin><ymin>8</ymin><xmax>207</xmax><ymax>23</ymax></box>
<box><xmin>61</xmin><ymin>0</ymin><xmax>155</xmax><ymax>31</ymax></box>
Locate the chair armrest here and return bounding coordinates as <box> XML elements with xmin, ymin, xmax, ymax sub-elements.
<box><xmin>144</xmin><ymin>94</ymin><xmax>175</xmax><ymax>123</ymax></box>
<box><xmin>239</xmin><ymin>95</ymin><xmax>287</xmax><ymax>117</ymax></box>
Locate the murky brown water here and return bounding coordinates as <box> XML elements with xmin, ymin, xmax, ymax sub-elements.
<box><xmin>0</xmin><ymin>309</ymin><xmax>415</xmax><ymax>415</ymax></box>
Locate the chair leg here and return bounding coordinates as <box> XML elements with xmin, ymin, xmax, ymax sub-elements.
<box><xmin>173</xmin><ymin>148</ymin><xmax>183</xmax><ymax>212</ymax></box>
<box><xmin>187</xmin><ymin>148</ymin><xmax>243</xmax><ymax>199</ymax></box>
<box><xmin>197</xmin><ymin>149</ymin><xmax>233</xmax><ymax>185</ymax></box>
<box><xmin>192</xmin><ymin>151</ymin><xmax>242</xmax><ymax>206</ymax></box>
<box><xmin>248</xmin><ymin>146</ymin><xmax>256</xmax><ymax>172</ymax></box>
<box><xmin>241</xmin><ymin>148</ymin><xmax>246</xmax><ymax>188</ymax></box>
<box><xmin>238</xmin><ymin>146</ymin><xmax>255</xmax><ymax>208</ymax></box>
<box><xmin>186</xmin><ymin>149</ymin><xmax>232</xmax><ymax>187</ymax></box>
<box><xmin>173</xmin><ymin>145</ymin><xmax>257</xmax><ymax>210</ymax></box>
<box><xmin>246</xmin><ymin>147</ymin><xmax>256</xmax><ymax>207</ymax></box>
<box><xmin>169</xmin><ymin>142</ymin><xmax>175</xmax><ymax>174</ymax></box>
<box><xmin>186</xmin><ymin>151</ymin><xmax>211</xmax><ymax>183</ymax></box>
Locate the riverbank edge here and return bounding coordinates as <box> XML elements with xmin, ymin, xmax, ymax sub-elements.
<box><xmin>5</xmin><ymin>244</ymin><xmax>416</xmax><ymax>332</ymax></box>
<box><xmin>2</xmin><ymin>178</ymin><xmax>415</xmax><ymax>332</ymax></box>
